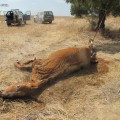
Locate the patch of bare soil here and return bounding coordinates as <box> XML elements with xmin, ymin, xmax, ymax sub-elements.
<box><xmin>0</xmin><ymin>16</ymin><xmax>120</xmax><ymax>120</ymax></box>
<box><xmin>97</xmin><ymin>58</ymin><xmax>110</xmax><ymax>74</ymax></box>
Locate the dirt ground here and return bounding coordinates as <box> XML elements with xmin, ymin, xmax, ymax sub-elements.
<box><xmin>0</xmin><ymin>16</ymin><xmax>120</xmax><ymax>120</ymax></box>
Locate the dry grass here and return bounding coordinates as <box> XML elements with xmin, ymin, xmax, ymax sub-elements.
<box><xmin>0</xmin><ymin>16</ymin><xmax>5</xmax><ymax>21</ymax></box>
<box><xmin>0</xmin><ymin>16</ymin><xmax>120</xmax><ymax>120</ymax></box>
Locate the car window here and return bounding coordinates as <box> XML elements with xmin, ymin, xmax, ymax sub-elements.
<box><xmin>44</xmin><ymin>11</ymin><xmax>53</xmax><ymax>15</ymax></box>
<box><xmin>7</xmin><ymin>11</ymin><xmax>12</xmax><ymax>16</ymax></box>
<box><xmin>6</xmin><ymin>11</ymin><xmax>10</xmax><ymax>15</ymax></box>
<box><xmin>18</xmin><ymin>11</ymin><xmax>23</xmax><ymax>15</ymax></box>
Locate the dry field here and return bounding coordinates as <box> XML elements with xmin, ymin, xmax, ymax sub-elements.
<box><xmin>0</xmin><ymin>16</ymin><xmax>120</xmax><ymax>120</ymax></box>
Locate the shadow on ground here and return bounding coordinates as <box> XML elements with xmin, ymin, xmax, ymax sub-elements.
<box><xmin>101</xmin><ymin>28</ymin><xmax>120</xmax><ymax>41</ymax></box>
<box><xmin>96</xmin><ymin>42</ymin><xmax>120</xmax><ymax>54</ymax></box>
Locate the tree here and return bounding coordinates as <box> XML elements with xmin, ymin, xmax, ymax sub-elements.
<box><xmin>70</xmin><ymin>3</ymin><xmax>88</xmax><ymax>17</ymax></box>
<box><xmin>65</xmin><ymin>0</ymin><xmax>120</xmax><ymax>30</ymax></box>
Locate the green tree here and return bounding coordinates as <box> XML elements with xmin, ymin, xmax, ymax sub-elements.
<box><xmin>71</xmin><ymin>3</ymin><xmax>88</xmax><ymax>17</ymax></box>
<box><xmin>65</xmin><ymin>0</ymin><xmax>120</xmax><ymax>30</ymax></box>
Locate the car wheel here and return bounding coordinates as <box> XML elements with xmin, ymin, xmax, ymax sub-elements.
<box><xmin>24</xmin><ymin>20</ymin><xmax>26</xmax><ymax>24</ymax></box>
<box><xmin>49</xmin><ymin>21</ymin><xmax>52</xmax><ymax>24</ymax></box>
<box><xmin>7</xmin><ymin>22</ymin><xmax>11</xmax><ymax>26</ymax></box>
<box><xmin>39</xmin><ymin>19</ymin><xmax>42</xmax><ymax>24</ymax></box>
<box><xmin>18</xmin><ymin>19</ymin><xmax>22</xmax><ymax>26</ymax></box>
<box><xmin>34</xmin><ymin>18</ymin><xmax>36</xmax><ymax>23</ymax></box>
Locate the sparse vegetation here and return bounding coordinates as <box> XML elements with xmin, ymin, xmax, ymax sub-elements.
<box><xmin>0</xmin><ymin>16</ymin><xmax>120</xmax><ymax>120</ymax></box>
<box><xmin>66</xmin><ymin>0</ymin><xmax>120</xmax><ymax>30</ymax></box>
<box><xmin>0</xmin><ymin>15</ymin><xmax>5</xmax><ymax>21</ymax></box>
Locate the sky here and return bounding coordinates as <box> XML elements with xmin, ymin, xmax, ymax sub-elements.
<box><xmin>0</xmin><ymin>0</ymin><xmax>71</xmax><ymax>16</ymax></box>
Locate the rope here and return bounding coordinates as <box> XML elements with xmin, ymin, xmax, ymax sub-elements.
<box><xmin>91</xmin><ymin>10</ymin><xmax>106</xmax><ymax>41</ymax></box>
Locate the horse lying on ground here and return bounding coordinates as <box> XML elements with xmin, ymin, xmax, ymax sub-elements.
<box><xmin>0</xmin><ymin>41</ymin><xmax>98</xmax><ymax>99</ymax></box>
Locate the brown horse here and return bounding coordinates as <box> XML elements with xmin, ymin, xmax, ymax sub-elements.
<box><xmin>0</xmin><ymin>41</ymin><xmax>98</xmax><ymax>98</ymax></box>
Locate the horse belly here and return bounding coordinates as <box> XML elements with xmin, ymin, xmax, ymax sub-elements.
<box><xmin>64</xmin><ymin>65</ymin><xmax>80</xmax><ymax>75</ymax></box>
